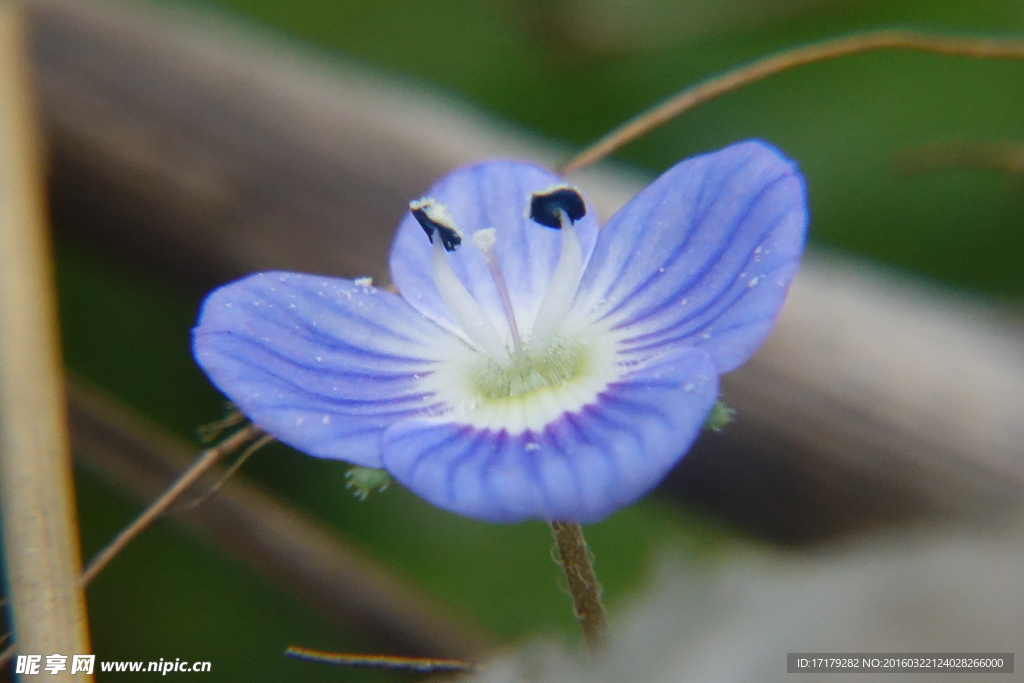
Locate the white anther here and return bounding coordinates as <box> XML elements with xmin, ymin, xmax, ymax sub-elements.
<box><xmin>471</xmin><ymin>227</ymin><xmax>497</xmax><ymax>251</ymax></box>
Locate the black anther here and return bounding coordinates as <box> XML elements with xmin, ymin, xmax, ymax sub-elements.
<box><xmin>410</xmin><ymin>199</ymin><xmax>462</xmax><ymax>251</ymax></box>
<box><xmin>529</xmin><ymin>186</ymin><xmax>586</xmax><ymax>229</ymax></box>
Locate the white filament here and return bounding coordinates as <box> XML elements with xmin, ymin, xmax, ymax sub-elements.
<box><xmin>431</xmin><ymin>237</ymin><xmax>509</xmax><ymax>360</ymax></box>
<box><xmin>529</xmin><ymin>210</ymin><xmax>583</xmax><ymax>354</ymax></box>
<box><xmin>472</xmin><ymin>228</ymin><xmax>523</xmax><ymax>353</ymax></box>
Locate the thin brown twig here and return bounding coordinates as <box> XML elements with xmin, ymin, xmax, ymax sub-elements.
<box><xmin>196</xmin><ymin>406</ymin><xmax>245</xmax><ymax>443</ymax></box>
<box><xmin>78</xmin><ymin>424</ymin><xmax>263</xmax><ymax>586</ymax></box>
<box><xmin>176</xmin><ymin>434</ymin><xmax>275</xmax><ymax>511</ymax></box>
<box><xmin>561</xmin><ymin>29</ymin><xmax>1024</xmax><ymax>173</ymax></box>
<box><xmin>284</xmin><ymin>646</ymin><xmax>474</xmax><ymax>673</ymax></box>
<box><xmin>66</xmin><ymin>376</ymin><xmax>494</xmax><ymax>658</ymax></box>
<box><xmin>0</xmin><ymin>422</ymin><xmax>266</xmax><ymax>671</ymax></box>
<box><xmin>550</xmin><ymin>521</ymin><xmax>608</xmax><ymax>654</ymax></box>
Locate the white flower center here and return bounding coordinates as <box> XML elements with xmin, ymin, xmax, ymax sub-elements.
<box><xmin>411</xmin><ymin>193</ymin><xmax>621</xmax><ymax>434</ymax></box>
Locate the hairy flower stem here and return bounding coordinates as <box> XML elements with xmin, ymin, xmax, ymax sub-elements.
<box><xmin>550</xmin><ymin>521</ymin><xmax>608</xmax><ymax>653</ymax></box>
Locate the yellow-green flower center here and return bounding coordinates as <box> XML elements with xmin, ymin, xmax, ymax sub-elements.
<box><xmin>471</xmin><ymin>339</ymin><xmax>589</xmax><ymax>401</ymax></box>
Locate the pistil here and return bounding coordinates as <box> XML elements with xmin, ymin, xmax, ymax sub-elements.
<box><xmin>472</xmin><ymin>228</ymin><xmax>524</xmax><ymax>354</ymax></box>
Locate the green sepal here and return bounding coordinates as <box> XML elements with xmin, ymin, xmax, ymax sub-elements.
<box><xmin>344</xmin><ymin>466</ymin><xmax>392</xmax><ymax>501</ymax></box>
<box><xmin>703</xmin><ymin>399</ymin><xmax>736</xmax><ymax>433</ymax></box>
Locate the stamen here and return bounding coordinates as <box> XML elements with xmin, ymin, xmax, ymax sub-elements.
<box><xmin>527</xmin><ymin>186</ymin><xmax>587</xmax><ymax>354</ymax></box>
<box><xmin>529</xmin><ymin>209</ymin><xmax>583</xmax><ymax>354</ymax></box>
<box><xmin>472</xmin><ymin>228</ymin><xmax>523</xmax><ymax>353</ymax></box>
<box><xmin>431</xmin><ymin>225</ymin><xmax>509</xmax><ymax>360</ymax></box>
<box><xmin>410</xmin><ymin>197</ymin><xmax>462</xmax><ymax>251</ymax></box>
<box><xmin>528</xmin><ymin>184</ymin><xmax>586</xmax><ymax>229</ymax></box>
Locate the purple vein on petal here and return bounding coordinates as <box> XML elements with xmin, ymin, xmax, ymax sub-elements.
<box><xmin>520</xmin><ymin>432</ymin><xmax>560</xmax><ymax>517</ymax></box>
<box><xmin>211</xmin><ymin>329</ymin><xmax>437</xmax><ymax>378</ymax></box>
<box><xmin>481</xmin><ymin>431</ymin><xmax>530</xmax><ymax>520</ymax></box>
<box><xmin>209</xmin><ymin>364</ymin><xmax>436</xmax><ymax>414</ymax></box>
<box><xmin>551</xmin><ymin>414</ymin><xmax>589</xmax><ymax>509</ymax></box>
<box><xmin>408</xmin><ymin>426</ymin><xmax>472</xmax><ymax>487</ymax></box>
<box><xmin>587</xmin><ymin>145</ymin><xmax>757</xmax><ymax>311</ymax></box>
<box><xmin>203</xmin><ymin>358</ymin><xmax>438</xmax><ymax>420</ymax></box>
<box><xmin>612</xmin><ymin>199</ymin><xmax>793</xmax><ymax>344</ymax></box>
<box><xmin>601</xmin><ymin>170</ymin><xmax>791</xmax><ymax>328</ymax></box>
<box><xmin>614</xmin><ymin>174</ymin><xmax>788</xmax><ymax>325</ymax></box>
<box><xmin>443</xmin><ymin>428</ymin><xmax>495</xmax><ymax>510</ymax></box>
<box><xmin>618</xmin><ymin>258</ymin><xmax>797</xmax><ymax>356</ymax></box>
<box><xmin>251</xmin><ymin>291</ymin><xmax>442</xmax><ymax>358</ymax></box>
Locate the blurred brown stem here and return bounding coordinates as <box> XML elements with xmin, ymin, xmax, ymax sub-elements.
<box><xmin>897</xmin><ymin>140</ymin><xmax>1024</xmax><ymax>175</ymax></box>
<box><xmin>0</xmin><ymin>3</ymin><xmax>92</xmax><ymax>678</ymax></box>
<box><xmin>0</xmin><ymin>421</ymin><xmax>265</xmax><ymax>671</ymax></box>
<box><xmin>562</xmin><ymin>29</ymin><xmax>1024</xmax><ymax>173</ymax></box>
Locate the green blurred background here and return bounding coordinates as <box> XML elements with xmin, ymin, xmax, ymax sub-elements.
<box><xmin>47</xmin><ymin>0</ymin><xmax>1024</xmax><ymax>679</ymax></box>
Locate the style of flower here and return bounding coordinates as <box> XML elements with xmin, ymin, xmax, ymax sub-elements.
<box><xmin>192</xmin><ymin>140</ymin><xmax>807</xmax><ymax>523</ymax></box>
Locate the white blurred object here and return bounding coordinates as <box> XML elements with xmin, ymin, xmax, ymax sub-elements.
<box><xmin>473</xmin><ymin>519</ymin><xmax>1024</xmax><ymax>682</ymax></box>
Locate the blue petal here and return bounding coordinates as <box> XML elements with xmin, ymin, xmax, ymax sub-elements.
<box><xmin>389</xmin><ymin>161</ymin><xmax>600</xmax><ymax>339</ymax></box>
<box><xmin>192</xmin><ymin>272</ymin><xmax>452</xmax><ymax>467</ymax></box>
<box><xmin>380</xmin><ymin>347</ymin><xmax>718</xmax><ymax>523</ymax></box>
<box><xmin>574</xmin><ymin>140</ymin><xmax>807</xmax><ymax>373</ymax></box>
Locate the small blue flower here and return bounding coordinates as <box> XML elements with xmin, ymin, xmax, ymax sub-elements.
<box><xmin>192</xmin><ymin>140</ymin><xmax>807</xmax><ymax>523</ymax></box>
